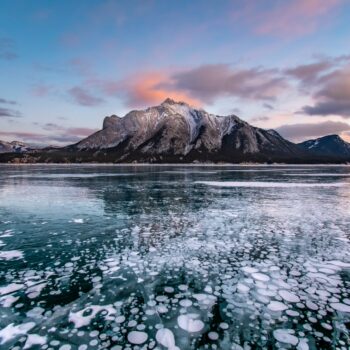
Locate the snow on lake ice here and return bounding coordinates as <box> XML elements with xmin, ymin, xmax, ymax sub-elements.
<box><xmin>0</xmin><ymin>165</ymin><xmax>349</xmax><ymax>349</ymax></box>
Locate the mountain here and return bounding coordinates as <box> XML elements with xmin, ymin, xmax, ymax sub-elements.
<box><xmin>298</xmin><ymin>135</ymin><xmax>350</xmax><ymax>159</ymax></box>
<box><xmin>0</xmin><ymin>99</ymin><xmax>349</xmax><ymax>163</ymax></box>
<box><xmin>66</xmin><ymin>98</ymin><xmax>304</xmax><ymax>163</ymax></box>
<box><xmin>0</xmin><ymin>140</ymin><xmax>30</xmax><ymax>154</ymax></box>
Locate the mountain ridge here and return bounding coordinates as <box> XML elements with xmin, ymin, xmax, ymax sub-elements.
<box><xmin>0</xmin><ymin>140</ymin><xmax>30</xmax><ymax>154</ymax></box>
<box><xmin>298</xmin><ymin>134</ymin><xmax>350</xmax><ymax>158</ymax></box>
<box><xmin>0</xmin><ymin>99</ymin><xmax>349</xmax><ymax>163</ymax></box>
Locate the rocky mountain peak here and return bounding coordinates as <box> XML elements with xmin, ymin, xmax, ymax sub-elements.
<box><xmin>102</xmin><ymin>114</ymin><xmax>120</xmax><ymax>129</ymax></box>
<box><xmin>161</xmin><ymin>98</ymin><xmax>189</xmax><ymax>106</ymax></box>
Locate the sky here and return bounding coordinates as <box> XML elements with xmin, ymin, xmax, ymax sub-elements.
<box><xmin>1</xmin><ymin>0</ymin><xmax>350</xmax><ymax>146</ymax></box>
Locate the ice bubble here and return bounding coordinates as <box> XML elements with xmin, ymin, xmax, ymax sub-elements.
<box><xmin>219</xmin><ymin>323</ymin><xmax>229</xmax><ymax>330</ymax></box>
<box><xmin>208</xmin><ymin>331</ymin><xmax>219</xmax><ymax>340</ymax></box>
<box><xmin>26</xmin><ymin>282</ymin><xmax>47</xmax><ymax>299</ymax></box>
<box><xmin>297</xmin><ymin>339</ymin><xmax>309</xmax><ymax>350</ymax></box>
<box><xmin>128</xmin><ymin>320</ymin><xmax>137</xmax><ymax>327</ymax></box>
<box><xmin>278</xmin><ymin>290</ymin><xmax>300</xmax><ymax>303</ymax></box>
<box><xmin>179</xmin><ymin>299</ymin><xmax>192</xmax><ymax>307</ymax></box>
<box><xmin>252</xmin><ymin>273</ymin><xmax>270</xmax><ymax>282</ymax></box>
<box><xmin>0</xmin><ymin>322</ymin><xmax>35</xmax><ymax>345</ymax></box>
<box><xmin>23</xmin><ymin>334</ymin><xmax>47</xmax><ymax>349</ymax></box>
<box><xmin>178</xmin><ymin>284</ymin><xmax>188</xmax><ymax>291</ymax></box>
<box><xmin>0</xmin><ymin>283</ymin><xmax>23</xmax><ymax>296</ymax></box>
<box><xmin>241</xmin><ymin>267</ymin><xmax>258</xmax><ymax>274</ymax></box>
<box><xmin>69</xmin><ymin>305</ymin><xmax>116</xmax><ymax>328</ymax></box>
<box><xmin>73</xmin><ymin>218</ymin><xmax>84</xmax><ymax>224</ymax></box>
<box><xmin>328</xmin><ymin>260</ymin><xmax>350</xmax><ymax>268</ymax></box>
<box><xmin>273</xmin><ymin>329</ymin><xmax>298</xmax><ymax>345</ymax></box>
<box><xmin>115</xmin><ymin>316</ymin><xmax>125</xmax><ymax>324</ymax></box>
<box><xmin>177</xmin><ymin>314</ymin><xmax>204</xmax><ymax>333</ymax></box>
<box><xmin>59</xmin><ymin>345</ymin><xmax>71</xmax><ymax>350</ymax></box>
<box><xmin>237</xmin><ymin>283</ymin><xmax>250</xmax><ymax>293</ymax></box>
<box><xmin>330</xmin><ymin>302</ymin><xmax>350</xmax><ymax>313</ymax></box>
<box><xmin>127</xmin><ymin>331</ymin><xmax>148</xmax><ymax>344</ymax></box>
<box><xmin>157</xmin><ymin>305</ymin><xmax>168</xmax><ymax>313</ymax></box>
<box><xmin>156</xmin><ymin>328</ymin><xmax>176</xmax><ymax>348</ymax></box>
<box><xmin>0</xmin><ymin>294</ymin><xmax>19</xmax><ymax>307</ymax></box>
<box><xmin>286</xmin><ymin>310</ymin><xmax>299</xmax><ymax>317</ymax></box>
<box><xmin>156</xmin><ymin>295</ymin><xmax>168</xmax><ymax>302</ymax></box>
<box><xmin>267</xmin><ymin>301</ymin><xmax>288</xmax><ymax>312</ymax></box>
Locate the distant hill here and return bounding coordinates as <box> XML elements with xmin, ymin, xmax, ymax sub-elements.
<box><xmin>0</xmin><ymin>140</ymin><xmax>30</xmax><ymax>154</ymax></box>
<box><xmin>298</xmin><ymin>135</ymin><xmax>350</xmax><ymax>158</ymax></box>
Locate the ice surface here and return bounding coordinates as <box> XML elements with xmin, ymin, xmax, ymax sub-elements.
<box><xmin>0</xmin><ymin>165</ymin><xmax>349</xmax><ymax>349</ymax></box>
<box><xmin>196</xmin><ymin>181</ymin><xmax>346</xmax><ymax>187</ymax></box>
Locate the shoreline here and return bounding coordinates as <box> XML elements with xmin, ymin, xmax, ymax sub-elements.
<box><xmin>0</xmin><ymin>163</ymin><xmax>349</xmax><ymax>167</ymax></box>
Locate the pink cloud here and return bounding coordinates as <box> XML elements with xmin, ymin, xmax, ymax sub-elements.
<box><xmin>89</xmin><ymin>64</ymin><xmax>288</xmax><ymax>108</ymax></box>
<box><xmin>91</xmin><ymin>71</ymin><xmax>201</xmax><ymax>108</ymax></box>
<box><xmin>235</xmin><ymin>0</ymin><xmax>343</xmax><ymax>37</ymax></box>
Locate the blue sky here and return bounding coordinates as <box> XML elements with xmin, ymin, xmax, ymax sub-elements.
<box><xmin>1</xmin><ymin>0</ymin><xmax>350</xmax><ymax>145</ymax></box>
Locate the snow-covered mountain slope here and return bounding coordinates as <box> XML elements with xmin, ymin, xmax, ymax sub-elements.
<box><xmin>0</xmin><ymin>140</ymin><xmax>30</xmax><ymax>154</ymax></box>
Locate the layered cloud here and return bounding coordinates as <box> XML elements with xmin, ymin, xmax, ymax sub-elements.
<box><xmin>0</xmin><ymin>98</ymin><xmax>21</xmax><ymax>118</ymax></box>
<box><xmin>0</xmin><ymin>98</ymin><xmax>17</xmax><ymax>105</ymax></box>
<box><xmin>68</xmin><ymin>86</ymin><xmax>105</xmax><ymax>106</ymax></box>
<box><xmin>0</xmin><ymin>124</ymin><xmax>98</xmax><ymax>146</ymax></box>
<box><xmin>90</xmin><ymin>64</ymin><xmax>288</xmax><ymax>108</ymax></box>
<box><xmin>285</xmin><ymin>60</ymin><xmax>334</xmax><ymax>85</ymax></box>
<box><xmin>300</xmin><ymin>64</ymin><xmax>350</xmax><ymax>118</ymax></box>
<box><xmin>167</xmin><ymin>64</ymin><xmax>287</xmax><ymax>103</ymax></box>
<box><xmin>276</xmin><ymin>121</ymin><xmax>350</xmax><ymax>142</ymax></box>
<box><xmin>0</xmin><ymin>107</ymin><xmax>21</xmax><ymax>118</ymax></box>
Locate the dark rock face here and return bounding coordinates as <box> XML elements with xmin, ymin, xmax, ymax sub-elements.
<box><xmin>298</xmin><ymin>135</ymin><xmax>350</xmax><ymax>158</ymax></box>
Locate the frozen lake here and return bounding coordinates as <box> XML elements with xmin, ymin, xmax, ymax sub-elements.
<box><xmin>0</xmin><ymin>165</ymin><xmax>349</xmax><ymax>349</ymax></box>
